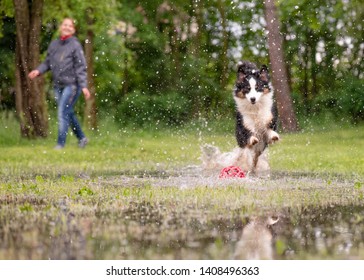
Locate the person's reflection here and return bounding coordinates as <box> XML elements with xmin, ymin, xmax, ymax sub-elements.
<box><xmin>234</xmin><ymin>215</ymin><xmax>279</xmax><ymax>260</ymax></box>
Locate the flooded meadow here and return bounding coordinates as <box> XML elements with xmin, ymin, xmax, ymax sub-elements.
<box><xmin>1</xmin><ymin>170</ymin><xmax>363</xmax><ymax>260</ymax></box>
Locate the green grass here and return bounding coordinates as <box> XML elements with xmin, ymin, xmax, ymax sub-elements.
<box><xmin>1</xmin><ymin>113</ymin><xmax>364</xmax><ymax>178</ymax></box>
<box><xmin>270</xmin><ymin>126</ymin><xmax>364</xmax><ymax>176</ymax></box>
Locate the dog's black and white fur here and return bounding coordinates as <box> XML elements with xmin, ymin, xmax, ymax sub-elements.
<box><xmin>233</xmin><ymin>61</ymin><xmax>279</xmax><ymax>174</ymax></box>
<box><xmin>201</xmin><ymin>61</ymin><xmax>279</xmax><ymax>176</ymax></box>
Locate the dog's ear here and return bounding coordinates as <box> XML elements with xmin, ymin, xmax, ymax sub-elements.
<box><xmin>237</xmin><ymin>61</ymin><xmax>248</xmax><ymax>82</ymax></box>
<box><xmin>259</xmin><ymin>65</ymin><xmax>270</xmax><ymax>82</ymax></box>
<box><xmin>237</xmin><ymin>61</ymin><xmax>259</xmax><ymax>82</ymax></box>
<box><xmin>237</xmin><ymin>71</ymin><xmax>247</xmax><ymax>82</ymax></box>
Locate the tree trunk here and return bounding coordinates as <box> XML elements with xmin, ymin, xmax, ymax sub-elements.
<box><xmin>190</xmin><ymin>0</ymin><xmax>203</xmax><ymax>57</ymax></box>
<box><xmin>309</xmin><ymin>31</ymin><xmax>319</xmax><ymax>97</ymax></box>
<box><xmin>84</xmin><ymin>8</ymin><xmax>98</xmax><ymax>130</ymax></box>
<box><xmin>302</xmin><ymin>40</ymin><xmax>310</xmax><ymax>114</ymax></box>
<box><xmin>263</xmin><ymin>0</ymin><xmax>298</xmax><ymax>132</ymax></box>
<box><xmin>169</xmin><ymin>28</ymin><xmax>181</xmax><ymax>85</ymax></box>
<box><xmin>217</xmin><ymin>0</ymin><xmax>229</xmax><ymax>89</ymax></box>
<box><xmin>13</xmin><ymin>0</ymin><xmax>48</xmax><ymax>138</ymax></box>
<box><xmin>281</xmin><ymin>22</ymin><xmax>293</xmax><ymax>93</ymax></box>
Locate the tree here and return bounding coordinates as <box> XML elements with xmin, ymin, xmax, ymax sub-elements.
<box><xmin>216</xmin><ymin>0</ymin><xmax>229</xmax><ymax>89</ymax></box>
<box><xmin>83</xmin><ymin>7</ymin><xmax>97</xmax><ymax>130</ymax></box>
<box><xmin>13</xmin><ymin>0</ymin><xmax>48</xmax><ymax>137</ymax></box>
<box><xmin>263</xmin><ymin>0</ymin><xmax>298</xmax><ymax>132</ymax></box>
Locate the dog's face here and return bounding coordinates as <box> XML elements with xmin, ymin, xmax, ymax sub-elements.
<box><xmin>234</xmin><ymin>62</ymin><xmax>271</xmax><ymax>105</ymax></box>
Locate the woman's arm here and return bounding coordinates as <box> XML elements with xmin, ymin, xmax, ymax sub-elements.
<box><xmin>73</xmin><ymin>41</ymin><xmax>88</xmax><ymax>89</ymax></box>
<box><xmin>28</xmin><ymin>43</ymin><xmax>52</xmax><ymax>79</ymax></box>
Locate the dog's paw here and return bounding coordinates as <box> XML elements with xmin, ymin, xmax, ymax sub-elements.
<box><xmin>248</xmin><ymin>136</ymin><xmax>259</xmax><ymax>146</ymax></box>
<box><xmin>268</xmin><ymin>131</ymin><xmax>280</xmax><ymax>144</ymax></box>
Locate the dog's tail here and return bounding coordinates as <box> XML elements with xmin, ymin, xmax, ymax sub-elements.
<box><xmin>200</xmin><ymin>144</ymin><xmax>243</xmax><ymax>169</ymax></box>
<box><xmin>200</xmin><ymin>144</ymin><xmax>221</xmax><ymax>169</ymax></box>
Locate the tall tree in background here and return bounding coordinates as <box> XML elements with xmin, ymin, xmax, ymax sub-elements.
<box><xmin>83</xmin><ymin>7</ymin><xmax>97</xmax><ymax>130</ymax></box>
<box><xmin>190</xmin><ymin>0</ymin><xmax>203</xmax><ymax>57</ymax></box>
<box><xmin>264</xmin><ymin>0</ymin><xmax>298</xmax><ymax>132</ymax></box>
<box><xmin>216</xmin><ymin>0</ymin><xmax>229</xmax><ymax>89</ymax></box>
<box><xmin>13</xmin><ymin>0</ymin><xmax>48</xmax><ymax>137</ymax></box>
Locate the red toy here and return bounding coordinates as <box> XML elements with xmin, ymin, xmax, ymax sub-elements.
<box><xmin>219</xmin><ymin>166</ymin><xmax>246</xmax><ymax>178</ymax></box>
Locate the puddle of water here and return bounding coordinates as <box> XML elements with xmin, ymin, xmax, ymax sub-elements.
<box><xmin>97</xmin><ymin>166</ymin><xmax>357</xmax><ymax>190</ymax></box>
<box><xmin>1</xmin><ymin>199</ymin><xmax>363</xmax><ymax>259</ymax></box>
<box><xmin>0</xmin><ymin>167</ymin><xmax>362</xmax><ymax>259</ymax></box>
<box><xmin>112</xmin><ymin>203</ymin><xmax>364</xmax><ymax>260</ymax></box>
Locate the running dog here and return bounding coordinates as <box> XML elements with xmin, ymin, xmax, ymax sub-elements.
<box><xmin>233</xmin><ymin>61</ymin><xmax>279</xmax><ymax>175</ymax></box>
<box><xmin>201</xmin><ymin>62</ymin><xmax>279</xmax><ymax>176</ymax></box>
<box><xmin>201</xmin><ymin>61</ymin><xmax>279</xmax><ymax>176</ymax></box>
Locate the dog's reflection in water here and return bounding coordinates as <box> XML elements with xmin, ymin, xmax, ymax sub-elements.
<box><xmin>234</xmin><ymin>216</ymin><xmax>279</xmax><ymax>260</ymax></box>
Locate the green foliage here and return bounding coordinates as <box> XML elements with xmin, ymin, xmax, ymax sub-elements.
<box><xmin>35</xmin><ymin>175</ymin><xmax>45</xmax><ymax>183</ymax></box>
<box><xmin>61</xmin><ymin>175</ymin><xmax>75</xmax><ymax>183</ymax></box>
<box><xmin>178</xmin><ymin>56</ymin><xmax>231</xmax><ymax>117</ymax></box>
<box><xmin>0</xmin><ymin>16</ymin><xmax>15</xmax><ymax>110</ymax></box>
<box><xmin>116</xmin><ymin>91</ymin><xmax>192</xmax><ymax>127</ymax></box>
<box><xmin>77</xmin><ymin>187</ymin><xmax>94</xmax><ymax>196</ymax></box>
<box><xmin>19</xmin><ymin>203</ymin><xmax>34</xmax><ymax>212</ymax></box>
<box><xmin>310</xmin><ymin>76</ymin><xmax>364</xmax><ymax>124</ymax></box>
<box><xmin>337</xmin><ymin>77</ymin><xmax>364</xmax><ymax>123</ymax></box>
<box><xmin>275</xmin><ymin>239</ymin><xmax>287</xmax><ymax>256</ymax></box>
<box><xmin>0</xmin><ymin>0</ymin><xmax>14</xmax><ymax>37</ymax></box>
<box><xmin>279</xmin><ymin>0</ymin><xmax>362</xmax><ymax>122</ymax></box>
<box><xmin>1</xmin><ymin>0</ymin><xmax>363</xmax><ymax>127</ymax></box>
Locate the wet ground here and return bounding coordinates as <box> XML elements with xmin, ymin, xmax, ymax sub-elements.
<box><xmin>0</xmin><ymin>169</ymin><xmax>363</xmax><ymax>260</ymax></box>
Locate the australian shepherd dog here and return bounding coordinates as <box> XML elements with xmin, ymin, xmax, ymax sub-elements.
<box><xmin>201</xmin><ymin>61</ymin><xmax>279</xmax><ymax>176</ymax></box>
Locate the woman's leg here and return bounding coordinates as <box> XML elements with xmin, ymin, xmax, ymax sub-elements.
<box><xmin>68</xmin><ymin>86</ymin><xmax>86</xmax><ymax>141</ymax></box>
<box><xmin>56</xmin><ymin>85</ymin><xmax>85</xmax><ymax>147</ymax></box>
<box><xmin>54</xmin><ymin>86</ymin><xmax>68</xmax><ymax>147</ymax></box>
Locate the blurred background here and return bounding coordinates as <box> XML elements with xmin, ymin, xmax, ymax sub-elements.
<box><xmin>0</xmin><ymin>0</ymin><xmax>363</xmax><ymax>138</ymax></box>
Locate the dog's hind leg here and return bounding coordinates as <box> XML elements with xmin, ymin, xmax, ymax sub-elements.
<box><xmin>254</xmin><ymin>150</ymin><xmax>271</xmax><ymax>177</ymax></box>
<box><xmin>235</xmin><ymin>147</ymin><xmax>254</xmax><ymax>173</ymax></box>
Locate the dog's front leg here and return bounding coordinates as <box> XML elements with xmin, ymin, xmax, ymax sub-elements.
<box><xmin>267</xmin><ymin>129</ymin><xmax>280</xmax><ymax>144</ymax></box>
<box><xmin>248</xmin><ymin>135</ymin><xmax>259</xmax><ymax>146</ymax></box>
<box><xmin>267</xmin><ymin>104</ymin><xmax>279</xmax><ymax>144</ymax></box>
<box><xmin>236</xmin><ymin>112</ymin><xmax>259</xmax><ymax>148</ymax></box>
